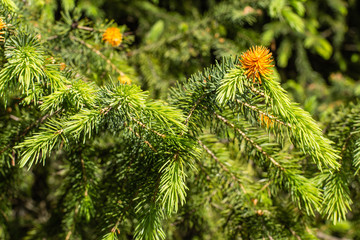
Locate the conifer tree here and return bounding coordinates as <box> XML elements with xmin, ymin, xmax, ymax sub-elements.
<box><xmin>1</xmin><ymin>0</ymin><xmax>360</xmax><ymax>239</ymax></box>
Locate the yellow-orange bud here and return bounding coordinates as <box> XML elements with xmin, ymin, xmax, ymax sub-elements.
<box><xmin>240</xmin><ymin>46</ymin><xmax>274</xmax><ymax>84</ymax></box>
<box><xmin>118</xmin><ymin>75</ymin><xmax>131</xmax><ymax>85</ymax></box>
<box><xmin>102</xmin><ymin>27</ymin><xmax>122</xmax><ymax>47</ymax></box>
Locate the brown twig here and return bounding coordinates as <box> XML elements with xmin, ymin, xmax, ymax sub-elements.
<box><xmin>70</xmin><ymin>35</ymin><xmax>126</xmax><ymax>77</ymax></box>
<box><xmin>99</xmin><ymin>104</ymin><xmax>161</xmax><ymax>150</ymax></box>
<box><xmin>259</xmin><ymin>181</ymin><xmax>271</xmax><ymax>192</ymax></box>
<box><xmin>46</xmin><ymin>35</ymin><xmax>59</xmax><ymax>41</ymax></box>
<box><xmin>80</xmin><ymin>159</ymin><xmax>87</xmax><ymax>185</ymax></box>
<box><xmin>340</xmin><ymin>132</ymin><xmax>353</xmax><ymax>159</ymax></box>
<box><xmin>184</xmin><ymin>94</ymin><xmax>206</xmax><ymax>126</ymax></box>
<box><xmin>127</xmin><ymin>124</ymin><xmax>157</xmax><ymax>152</ymax></box>
<box><xmin>77</xmin><ymin>25</ymin><xmax>94</xmax><ymax>31</ymax></box>
<box><xmin>316</xmin><ymin>231</ymin><xmax>350</xmax><ymax>240</ymax></box>
<box><xmin>214</xmin><ymin>112</ymin><xmax>284</xmax><ymax>171</ymax></box>
<box><xmin>100</xmin><ymin>106</ymin><xmax>112</xmax><ymax>115</ymax></box>
<box><xmin>65</xmin><ymin>230</ymin><xmax>72</xmax><ymax>240</ymax></box>
<box><xmin>250</xmin><ymin>86</ymin><xmax>268</xmax><ymax>99</ymax></box>
<box><xmin>111</xmin><ymin>188</ymin><xmax>140</xmax><ymax>233</ymax></box>
<box><xmin>198</xmin><ymin>139</ymin><xmax>247</xmax><ymax>193</ymax></box>
<box><xmin>131</xmin><ymin>117</ymin><xmax>166</xmax><ymax>138</ymax></box>
<box><xmin>235</xmin><ymin>99</ymin><xmax>291</xmax><ymax>128</ymax></box>
<box><xmin>289</xmin><ymin>228</ymin><xmax>302</xmax><ymax>240</ymax></box>
<box><xmin>99</xmin><ymin>102</ymin><xmax>162</xmax><ymax>151</ymax></box>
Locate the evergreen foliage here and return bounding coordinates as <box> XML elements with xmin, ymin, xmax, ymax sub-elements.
<box><xmin>1</xmin><ymin>0</ymin><xmax>360</xmax><ymax>239</ymax></box>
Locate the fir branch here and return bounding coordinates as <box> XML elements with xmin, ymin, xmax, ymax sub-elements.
<box><xmin>184</xmin><ymin>93</ymin><xmax>207</xmax><ymax>126</ymax></box>
<box><xmin>70</xmin><ymin>35</ymin><xmax>126</xmax><ymax>77</ymax></box>
<box><xmin>289</xmin><ymin>228</ymin><xmax>302</xmax><ymax>240</ymax></box>
<box><xmin>126</xmin><ymin>123</ymin><xmax>157</xmax><ymax>151</ymax></box>
<box><xmin>144</xmin><ymin>100</ymin><xmax>186</xmax><ymax>135</ymax></box>
<box><xmin>214</xmin><ymin>112</ymin><xmax>284</xmax><ymax>170</ymax></box>
<box><xmin>16</xmin><ymin>119</ymin><xmax>66</xmax><ymax>168</ymax></box>
<box><xmin>217</xmin><ymin>65</ymin><xmax>340</xmax><ymax>170</ymax></box>
<box><xmin>197</xmin><ymin>139</ymin><xmax>246</xmax><ymax>193</ymax></box>
<box><xmin>217</xmin><ymin>66</ymin><xmax>270</xmax><ymax>104</ymax></box>
<box><xmin>262</xmin><ymin>77</ymin><xmax>340</xmax><ymax>170</ymax></box>
<box><xmin>0</xmin><ymin>110</ymin><xmax>60</xmax><ymax>155</ymax></box>
<box><xmin>134</xmin><ymin>203</ymin><xmax>165</xmax><ymax>240</ymax></box>
<box><xmin>235</xmin><ymin>99</ymin><xmax>291</xmax><ymax>128</ymax></box>
<box><xmin>130</xmin><ymin>117</ymin><xmax>166</xmax><ymax>138</ymax></box>
<box><xmin>64</xmin><ymin>109</ymin><xmax>103</xmax><ymax>142</ymax></box>
<box><xmin>214</xmin><ymin>112</ymin><xmax>321</xmax><ymax>215</ymax></box>
<box><xmin>320</xmin><ymin>171</ymin><xmax>352</xmax><ymax>223</ymax></box>
<box><xmin>40</xmin><ymin>80</ymin><xmax>98</xmax><ymax>114</ymax></box>
<box><xmin>216</xmin><ymin>67</ymin><xmax>248</xmax><ymax>103</ymax></box>
<box><xmin>1</xmin><ymin>2</ymin><xmax>358</xmax><ymax>239</ymax></box>
<box><xmin>1</xmin><ymin>0</ymin><xmax>18</xmax><ymax>11</ymax></box>
<box><xmin>156</xmin><ymin>94</ymin><xmax>200</xmax><ymax>216</ymax></box>
<box><xmin>0</xmin><ymin>34</ymin><xmax>46</xmax><ymax>96</ymax></box>
<box><xmin>159</xmin><ymin>153</ymin><xmax>188</xmax><ymax>215</ymax></box>
<box><xmin>354</xmin><ymin>138</ymin><xmax>360</xmax><ymax>174</ymax></box>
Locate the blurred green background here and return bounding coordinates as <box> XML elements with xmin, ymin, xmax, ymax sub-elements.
<box><xmin>29</xmin><ymin>0</ymin><xmax>360</xmax><ymax>114</ymax></box>
<box><xmin>3</xmin><ymin>0</ymin><xmax>360</xmax><ymax>239</ymax></box>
